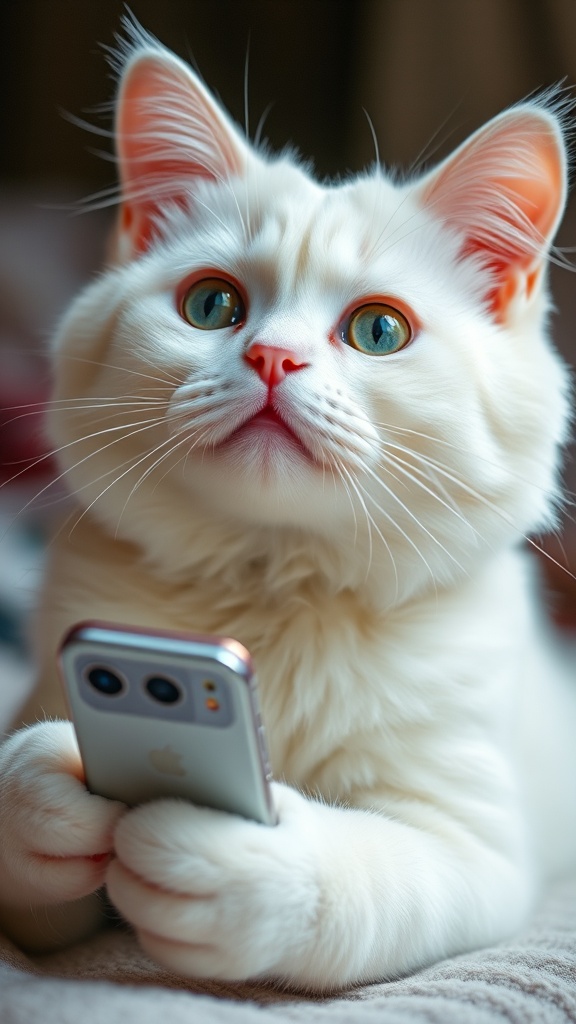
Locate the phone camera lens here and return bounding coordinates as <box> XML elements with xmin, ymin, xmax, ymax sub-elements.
<box><xmin>87</xmin><ymin>667</ymin><xmax>123</xmax><ymax>696</ymax></box>
<box><xmin>145</xmin><ymin>677</ymin><xmax>181</xmax><ymax>704</ymax></box>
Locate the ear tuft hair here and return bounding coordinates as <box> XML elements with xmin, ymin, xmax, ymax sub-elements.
<box><xmin>417</xmin><ymin>94</ymin><xmax>571</xmax><ymax>321</ymax></box>
<box><xmin>108</xmin><ymin>12</ymin><xmax>249</xmax><ymax>260</ymax></box>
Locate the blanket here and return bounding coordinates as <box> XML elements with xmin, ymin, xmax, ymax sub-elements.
<box><xmin>1</xmin><ymin>873</ymin><xmax>575</xmax><ymax>1023</ymax></box>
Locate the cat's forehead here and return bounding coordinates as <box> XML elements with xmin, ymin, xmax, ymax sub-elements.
<box><xmin>161</xmin><ymin>159</ymin><xmax>455</xmax><ymax>311</ymax></box>
<box><xmin>237</xmin><ymin>161</ymin><xmax>421</xmax><ymax>262</ymax></box>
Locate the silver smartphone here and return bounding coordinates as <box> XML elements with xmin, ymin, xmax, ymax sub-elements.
<box><xmin>57</xmin><ymin>621</ymin><xmax>277</xmax><ymax>825</ymax></box>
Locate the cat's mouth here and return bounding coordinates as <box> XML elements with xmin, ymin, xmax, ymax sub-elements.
<box><xmin>219</xmin><ymin>404</ymin><xmax>316</xmax><ymax>463</ymax></box>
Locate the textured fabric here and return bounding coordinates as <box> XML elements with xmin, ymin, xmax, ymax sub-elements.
<box><xmin>0</xmin><ymin>879</ymin><xmax>575</xmax><ymax>1023</ymax></box>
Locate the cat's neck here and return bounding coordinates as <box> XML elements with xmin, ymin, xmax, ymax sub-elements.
<box><xmin>73</xmin><ymin>490</ymin><xmax>456</xmax><ymax>617</ymax></box>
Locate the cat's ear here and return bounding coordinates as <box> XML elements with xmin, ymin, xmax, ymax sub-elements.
<box><xmin>417</xmin><ymin>104</ymin><xmax>567</xmax><ymax>322</ymax></box>
<box><xmin>113</xmin><ymin>44</ymin><xmax>249</xmax><ymax>261</ymax></box>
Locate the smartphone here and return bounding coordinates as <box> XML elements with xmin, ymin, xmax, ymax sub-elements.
<box><xmin>57</xmin><ymin>621</ymin><xmax>277</xmax><ymax>825</ymax></box>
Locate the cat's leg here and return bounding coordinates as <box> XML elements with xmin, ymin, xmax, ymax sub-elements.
<box><xmin>0</xmin><ymin>720</ymin><xmax>125</xmax><ymax>951</ymax></box>
<box><xmin>106</xmin><ymin>781</ymin><xmax>532</xmax><ymax>990</ymax></box>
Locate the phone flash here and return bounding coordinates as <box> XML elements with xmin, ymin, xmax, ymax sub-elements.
<box><xmin>205</xmin><ymin>697</ymin><xmax>220</xmax><ymax>712</ymax></box>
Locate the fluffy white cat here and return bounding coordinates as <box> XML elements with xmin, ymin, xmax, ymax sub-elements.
<box><xmin>1</xmin><ymin>21</ymin><xmax>575</xmax><ymax>991</ymax></box>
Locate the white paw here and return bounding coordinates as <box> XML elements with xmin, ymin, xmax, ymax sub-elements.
<box><xmin>0</xmin><ymin>721</ymin><xmax>125</xmax><ymax>906</ymax></box>
<box><xmin>107</xmin><ymin>784</ymin><xmax>327</xmax><ymax>984</ymax></box>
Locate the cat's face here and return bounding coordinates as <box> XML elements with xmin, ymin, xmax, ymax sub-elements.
<box><xmin>48</xmin><ymin>26</ymin><xmax>570</xmax><ymax>595</ymax></box>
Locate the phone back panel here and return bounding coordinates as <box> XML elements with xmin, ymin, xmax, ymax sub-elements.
<box><xmin>58</xmin><ymin>624</ymin><xmax>276</xmax><ymax>825</ymax></box>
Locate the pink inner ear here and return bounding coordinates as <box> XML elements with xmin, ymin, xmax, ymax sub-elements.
<box><xmin>502</xmin><ymin>138</ymin><xmax>564</xmax><ymax>241</ymax></box>
<box><xmin>115</xmin><ymin>52</ymin><xmax>245</xmax><ymax>256</ymax></box>
<box><xmin>421</xmin><ymin>110</ymin><xmax>566</xmax><ymax>320</ymax></box>
<box><xmin>119</xmin><ymin>202</ymin><xmax>158</xmax><ymax>256</ymax></box>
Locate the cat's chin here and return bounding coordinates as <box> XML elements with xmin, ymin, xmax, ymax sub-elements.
<box><xmin>217</xmin><ymin>408</ymin><xmax>319</xmax><ymax>470</ymax></box>
<box><xmin>171</xmin><ymin>412</ymin><xmax>350</xmax><ymax>530</ymax></box>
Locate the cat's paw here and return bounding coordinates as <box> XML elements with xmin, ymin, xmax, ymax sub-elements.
<box><xmin>107</xmin><ymin>784</ymin><xmax>330</xmax><ymax>984</ymax></box>
<box><xmin>0</xmin><ymin>721</ymin><xmax>126</xmax><ymax>907</ymax></box>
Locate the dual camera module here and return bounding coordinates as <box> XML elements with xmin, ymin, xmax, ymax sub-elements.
<box><xmin>87</xmin><ymin>666</ymin><xmax>181</xmax><ymax>704</ymax></box>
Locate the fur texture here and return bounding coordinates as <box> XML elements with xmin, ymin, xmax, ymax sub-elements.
<box><xmin>1</xmin><ymin>21</ymin><xmax>575</xmax><ymax>990</ymax></box>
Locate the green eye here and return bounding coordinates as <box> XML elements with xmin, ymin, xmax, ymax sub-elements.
<box><xmin>345</xmin><ymin>303</ymin><xmax>411</xmax><ymax>355</ymax></box>
<box><xmin>181</xmin><ymin>278</ymin><xmax>245</xmax><ymax>330</ymax></box>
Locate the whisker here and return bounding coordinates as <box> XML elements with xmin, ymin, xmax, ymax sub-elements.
<box><xmin>404</xmin><ymin>98</ymin><xmax>464</xmax><ymax>177</ymax></box>
<box><xmin>347</xmin><ymin>458</ymin><xmax>447</xmax><ymax>590</ymax></box>
<box><xmin>361</xmin><ymin>455</ymin><xmax>467</xmax><ymax>575</ymax></box>
<box><xmin>0</xmin><ymin>397</ymin><xmax>170</xmax><ymax>433</ymax></box>
<box><xmin>362</xmin><ymin>107</ymin><xmax>380</xmax><ymax>168</ymax></box>
<box><xmin>524</xmin><ymin>534</ymin><xmax>576</xmax><ymax>578</ymax></box>
<box><xmin>120</xmin><ymin>417</ymin><xmax>206</xmax><ymax>504</ymax></box>
<box><xmin>377</xmin><ymin>420</ymin><xmax>564</xmax><ymax>505</ymax></box>
<box><xmin>333</xmin><ymin>456</ymin><xmax>400</xmax><ymax>595</ymax></box>
<box><xmin>383</xmin><ymin>437</ymin><xmax>575</xmax><ymax>579</ymax></box>
<box><xmin>44</xmin><ymin>437</ymin><xmax>173</xmax><ymax>546</ymax></box>
<box><xmin>3</xmin><ymin>416</ymin><xmax>168</xmax><ymax>534</ymax></box>
<box><xmin>180</xmin><ymin>421</ymin><xmax>218</xmax><ymax>475</ymax></box>
<box><xmin>61</xmin><ymin>354</ymin><xmax>181</xmax><ymax>389</ymax></box>
<box><xmin>254</xmin><ymin>101</ymin><xmax>275</xmax><ymax>150</ymax></box>
<box><xmin>380</xmin><ymin>446</ymin><xmax>481</xmax><ymax>545</ymax></box>
<box><xmin>1</xmin><ymin>412</ymin><xmax>169</xmax><ymax>489</ymax></box>
<box><xmin>330</xmin><ymin>457</ymin><xmax>361</xmax><ymax>551</ymax></box>
<box><xmin>109</xmin><ymin>431</ymin><xmax>194</xmax><ymax>539</ymax></box>
<box><xmin>147</xmin><ymin>424</ymin><xmax>206</xmax><ymax>495</ymax></box>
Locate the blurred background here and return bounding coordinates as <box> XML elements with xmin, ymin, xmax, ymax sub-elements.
<box><xmin>0</xmin><ymin>0</ymin><xmax>575</xmax><ymax>679</ymax></box>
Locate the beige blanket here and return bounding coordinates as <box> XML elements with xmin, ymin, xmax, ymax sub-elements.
<box><xmin>1</xmin><ymin>881</ymin><xmax>576</xmax><ymax>1023</ymax></box>
<box><xmin>2</xmin><ymin>659</ymin><xmax>576</xmax><ymax>1023</ymax></box>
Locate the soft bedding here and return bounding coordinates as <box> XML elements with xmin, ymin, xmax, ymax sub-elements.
<box><xmin>0</xmin><ymin>872</ymin><xmax>575</xmax><ymax>1023</ymax></box>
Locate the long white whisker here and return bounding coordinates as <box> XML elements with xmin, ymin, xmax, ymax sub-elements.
<box><xmin>64</xmin><ymin>423</ymin><xmax>185</xmax><ymax>540</ymax></box>
<box><xmin>380</xmin><ymin>446</ymin><xmax>481</xmax><ymax>544</ymax></box>
<box><xmin>362</xmin><ymin>455</ymin><xmax>466</xmax><ymax>574</ymax></box>
<box><xmin>330</xmin><ymin>457</ymin><xmax>361</xmax><ymax>551</ymax></box>
<box><xmin>334</xmin><ymin>457</ymin><xmax>401</xmax><ymax>596</ymax></box>
<box><xmin>3</xmin><ymin>412</ymin><xmax>170</xmax><ymax>488</ymax></box>
<box><xmin>349</xmin><ymin>459</ymin><xmax>444</xmax><ymax>589</ymax></box>
<box><xmin>146</xmin><ymin>424</ymin><xmax>207</xmax><ymax>495</ymax></box>
<box><xmin>180</xmin><ymin>422</ymin><xmax>220</xmax><ymax>474</ymax></box>
<box><xmin>377</xmin><ymin>421</ymin><xmax>561</xmax><ymax>504</ymax></box>
<box><xmin>61</xmin><ymin>354</ymin><xmax>180</xmax><ymax>389</ymax></box>
<box><xmin>111</xmin><ymin>429</ymin><xmax>197</xmax><ymax>538</ymax></box>
<box><xmin>2</xmin><ymin>395</ymin><xmax>169</xmax><ymax>412</ymax></box>
<box><xmin>3</xmin><ymin>416</ymin><xmax>168</xmax><ymax>529</ymax></box>
<box><xmin>1</xmin><ymin>393</ymin><xmax>170</xmax><ymax>430</ymax></box>
<box><xmin>122</xmin><ymin>416</ymin><xmax>211</xmax><ymax>499</ymax></box>
<box><xmin>383</xmin><ymin>437</ymin><xmax>574</xmax><ymax>579</ymax></box>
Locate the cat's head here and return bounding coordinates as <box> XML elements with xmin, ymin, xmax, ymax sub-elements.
<box><xmin>49</xmin><ymin>22</ymin><xmax>571</xmax><ymax>601</ymax></box>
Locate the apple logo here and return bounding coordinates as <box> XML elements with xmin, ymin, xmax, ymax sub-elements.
<box><xmin>148</xmin><ymin>745</ymin><xmax>187</xmax><ymax>777</ymax></box>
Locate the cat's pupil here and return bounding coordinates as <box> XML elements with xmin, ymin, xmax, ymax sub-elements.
<box><xmin>204</xmin><ymin>291</ymin><xmax>224</xmax><ymax>318</ymax></box>
<box><xmin>204</xmin><ymin>292</ymin><xmax>218</xmax><ymax>318</ymax></box>
<box><xmin>372</xmin><ymin>317</ymin><xmax>385</xmax><ymax>345</ymax></box>
<box><xmin>371</xmin><ymin>314</ymin><xmax>400</xmax><ymax>351</ymax></box>
<box><xmin>205</xmin><ymin>289</ymin><xmax>242</xmax><ymax>326</ymax></box>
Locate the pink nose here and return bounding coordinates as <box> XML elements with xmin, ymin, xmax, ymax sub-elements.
<box><xmin>244</xmin><ymin>344</ymin><xmax>308</xmax><ymax>388</ymax></box>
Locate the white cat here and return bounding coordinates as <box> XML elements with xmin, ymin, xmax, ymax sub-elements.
<box><xmin>1</xmin><ymin>21</ymin><xmax>575</xmax><ymax>990</ymax></box>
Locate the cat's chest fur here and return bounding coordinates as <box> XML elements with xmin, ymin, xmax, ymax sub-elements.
<box><xmin>186</xmin><ymin>556</ymin><xmax>523</xmax><ymax>796</ymax></box>
<box><xmin>44</xmin><ymin>515</ymin><xmax>527</xmax><ymax>807</ymax></box>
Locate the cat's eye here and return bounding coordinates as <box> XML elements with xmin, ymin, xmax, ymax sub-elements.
<box><xmin>344</xmin><ymin>303</ymin><xmax>411</xmax><ymax>356</ymax></box>
<box><xmin>181</xmin><ymin>278</ymin><xmax>245</xmax><ymax>330</ymax></box>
